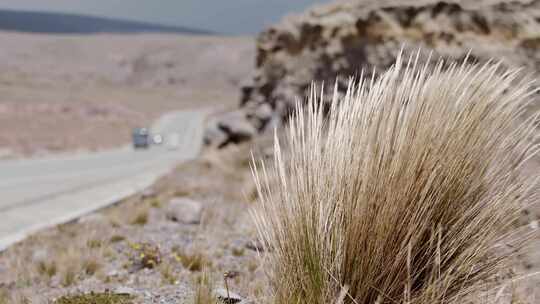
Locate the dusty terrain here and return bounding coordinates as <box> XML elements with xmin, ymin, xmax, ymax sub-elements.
<box><xmin>0</xmin><ymin>0</ymin><xmax>538</xmax><ymax>302</ymax></box>
<box><xmin>0</xmin><ymin>140</ymin><xmax>270</xmax><ymax>304</ymax></box>
<box><xmin>1</xmin><ymin>136</ymin><xmax>538</xmax><ymax>304</ymax></box>
<box><xmin>0</xmin><ymin>30</ymin><xmax>264</xmax><ymax>303</ymax></box>
<box><xmin>0</xmin><ymin>31</ymin><xmax>254</xmax><ymax>157</ymax></box>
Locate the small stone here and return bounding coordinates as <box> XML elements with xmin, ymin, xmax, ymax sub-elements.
<box><xmin>141</xmin><ymin>187</ymin><xmax>157</xmax><ymax>199</ymax></box>
<box><xmin>114</xmin><ymin>286</ymin><xmax>136</xmax><ymax>295</ymax></box>
<box><xmin>214</xmin><ymin>288</ymin><xmax>243</xmax><ymax>304</ymax></box>
<box><xmin>77</xmin><ymin>213</ymin><xmax>106</xmax><ymax>224</ymax></box>
<box><xmin>31</xmin><ymin>249</ymin><xmax>48</xmax><ymax>262</ymax></box>
<box><xmin>165</xmin><ymin>198</ymin><xmax>203</xmax><ymax>224</ymax></box>
<box><xmin>107</xmin><ymin>270</ymin><xmax>120</xmax><ymax>277</ymax></box>
<box><xmin>245</xmin><ymin>239</ymin><xmax>265</xmax><ymax>252</ymax></box>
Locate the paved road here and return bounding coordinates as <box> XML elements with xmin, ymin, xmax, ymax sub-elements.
<box><xmin>0</xmin><ymin>110</ymin><xmax>206</xmax><ymax>251</ymax></box>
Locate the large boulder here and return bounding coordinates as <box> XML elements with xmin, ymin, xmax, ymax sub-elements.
<box><xmin>204</xmin><ymin>119</ymin><xmax>230</xmax><ymax>148</ymax></box>
<box><xmin>215</xmin><ymin>111</ymin><xmax>258</xmax><ymax>146</ymax></box>
<box><xmin>208</xmin><ymin>0</ymin><xmax>540</xmax><ymax>147</ymax></box>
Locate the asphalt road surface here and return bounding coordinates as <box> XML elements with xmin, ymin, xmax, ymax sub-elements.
<box><xmin>0</xmin><ymin>110</ymin><xmax>206</xmax><ymax>251</ymax></box>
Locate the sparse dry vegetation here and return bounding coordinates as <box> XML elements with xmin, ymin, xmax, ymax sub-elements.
<box><xmin>193</xmin><ymin>272</ymin><xmax>214</xmax><ymax>304</ymax></box>
<box><xmin>159</xmin><ymin>261</ymin><xmax>177</xmax><ymax>285</ymax></box>
<box><xmin>129</xmin><ymin>242</ymin><xmax>162</xmax><ymax>269</ymax></box>
<box><xmin>2</xmin><ymin>74</ymin><xmax>535</xmax><ymax>302</ymax></box>
<box><xmin>130</xmin><ymin>208</ymin><xmax>149</xmax><ymax>226</ymax></box>
<box><xmin>0</xmin><ymin>289</ymin><xmax>9</xmax><ymax>304</ymax></box>
<box><xmin>86</xmin><ymin>239</ymin><xmax>102</xmax><ymax>249</ymax></box>
<box><xmin>60</xmin><ymin>266</ymin><xmax>77</xmax><ymax>288</ymax></box>
<box><xmin>231</xmin><ymin>247</ymin><xmax>245</xmax><ymax>257</ymax></box>
<box><xmin>0</xmin><ymin>141</ymin><xmax>265</xmax><ymax>302</ymax></box>
<box><xmin>82</xmin><ymin>258</ymin><xmax>101</xmax><ymax>276</ymax></box>
<box><xmin>252</xmin><ymin>53</ymin><xmax>539</xmax><ymax>304</ymax></box>
<box><xmin>36</xmin><ymin>260</ymin><xmax>57</xmax><ymax>279</ymax></box>
<box><xmin>149</xmin><ymin>198</ymin><xmax>162</xmax><ymax>208</ymax></box>
<box><xmin>53</xmin><ymin>292</ymin><xmax>133</xmax><ymax>304</ymax></box>
<box><xmin>2</xmin><ymin>1</ymin><xmax>540</xmax><ymax>302</ymax></box>
<box><xmin>109</xmin><ymin>235</ymin><xmax>125</xmax><ymax>243</ymax></box>
<box><xmin>174</xmin><ymin>249</ymin><xmax>210</xmax><ymax>272</ymax></box>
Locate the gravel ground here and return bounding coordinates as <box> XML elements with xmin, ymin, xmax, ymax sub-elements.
<box><xmin>0</xmin><ymin>140</ymin><xmax>270</xmax><ymax>303</ymax></box>
<box><xmin>0</xmin><ymin>136</ymin><xmax>538</xmax><ymax>303</ymax></box>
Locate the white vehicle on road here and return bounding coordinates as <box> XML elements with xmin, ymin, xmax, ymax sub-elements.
<box><xmin>152</xmin><ymin>134</ymin><xmax>163</xmax><ymax>145</ymax></box>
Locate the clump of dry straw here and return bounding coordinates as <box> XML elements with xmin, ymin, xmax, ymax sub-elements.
<box><xmin>252</xmin><ymin>52</ymin><xmax>539</xmax><ymax>304</ymax></box>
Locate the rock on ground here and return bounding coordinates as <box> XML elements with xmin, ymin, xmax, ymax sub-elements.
<box><xmin>113</xmin><ymin>286</ymin><xmax>136</xmax><ymax>295</ymax></box>
<box><xmin>141</xmin><ymin>187</ymin><xmax>157</xmax><ymax>200</ymax></box>
<box><xmin>214</xmin><ymin>287</ymin><xmax>245</xmax><ymax>304</ymax></box>
<box><xmin>165</xmin><ymin>197</ymin><xmax>203</xmax><ymax>224</ymax></box>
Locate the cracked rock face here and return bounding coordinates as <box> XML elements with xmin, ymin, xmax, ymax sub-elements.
<box><xmin>209</xmin><ymin>0</ymin><xmax>540</xmax><ymax>147</ymax></box>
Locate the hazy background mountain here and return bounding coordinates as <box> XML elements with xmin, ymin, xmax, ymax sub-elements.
<box><xmin>0</xmin><ymin>9</ymin><xmax>211</xmax><ymax>34</ymax></box>
<box><xmin>0</xmin><ymin>0</ymin><xmax>329</xmax><ymax>34</ymax></box>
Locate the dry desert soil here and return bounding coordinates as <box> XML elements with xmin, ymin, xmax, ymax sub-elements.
<box><xmin>0</xmin><ymin>31</ymin><xmax>254</xmax><ymax>158</ymax></box>
<box><xmin>0</xmin><ymin>30</ymin><xmax>538</xmax><ymax>304</ymax></box>
<box><xmin>0</xmin><ymin>140</ymin><xmax>271</xmax><ymax>303</ymax></box>
<box><xmin>0</xmin><ymin>31</ymin><xmax>261</xmax><ymax>303</ymax></box>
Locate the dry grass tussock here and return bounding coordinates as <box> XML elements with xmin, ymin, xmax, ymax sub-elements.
<box><xmin>252</xmin><ymin>52</ymin><xmax>540</xmax><ymax>304</ymax></box>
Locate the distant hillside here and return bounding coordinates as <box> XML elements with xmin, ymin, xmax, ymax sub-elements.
<box><xmin>0</xmin><ymin>9</ymin><xmax>212</xmax><ymax>34</ymax></box>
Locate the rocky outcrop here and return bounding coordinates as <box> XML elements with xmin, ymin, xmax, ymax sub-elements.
<box><xmin>209</xmin><ymin>0</ymin><xmax>540</xmax><ymax>147</ymax></box>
